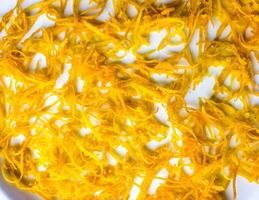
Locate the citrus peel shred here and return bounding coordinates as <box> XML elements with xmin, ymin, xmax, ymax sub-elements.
<box><xmin>0</xmin><ymin>0</ymin><xmax>259</xmax><ymax>200</ymax></box>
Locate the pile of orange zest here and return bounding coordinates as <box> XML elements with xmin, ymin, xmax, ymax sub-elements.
<box><xmin>0</xmin><ymin>0</ymin><xmax>259</xmax><ymax>200</ymax></box>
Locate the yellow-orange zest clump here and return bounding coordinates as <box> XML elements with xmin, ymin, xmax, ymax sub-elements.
<box><xmin>0</xmin><ymin>0</ymin><xmax>259</xmax><ymax>199</ymax></box>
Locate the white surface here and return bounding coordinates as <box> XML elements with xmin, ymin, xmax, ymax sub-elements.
<box><xmin>21</xmin><ymin>0</ymin><xmax>41</xmax><ymax>9</ymax></box>
<box><xmin>0</xmin><ymin>0</ymin><xmax>17</xmax><ymax>17</ymax></box>
<box><xmin>128</xmin><ymin>176</ymin><xmax>144</xmax><ymax>200</ymax></box>
<box><xmin>10</xmin><ymin>134</ymin><xmax>26</xmax><ymax>146</ymax></box>
<box><xmin>30</xmin><ymin>53</ymin><xmax>47</xmax><ymax>72</ymax></box>
<box><xmin>148</xmin><ymin>168</ymin><xmax>169</xmax><ymax>195</ymax></box>
<box><xmin>19</xmin><ymin>14</ymin><xmax>55</xmax><ymax>45</ymax></box>
<box><xmin>0</xmin><ymin>0</ymin><xmax>259</xmax><ymax>200</ymax></box>
<box><xmin>185</xmin><ymin>76</ymin><xmax>216</xmax><ymax>109</ymax></box>
<box><xmin>227</xmin><ymin>176</ymin><xmax>259</xmax><ymax>200</ymax></box>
